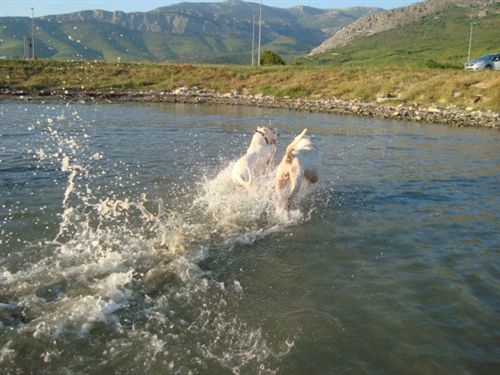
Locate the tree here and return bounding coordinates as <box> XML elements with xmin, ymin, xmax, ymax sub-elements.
<box><xmin>260</xmin><ymin>50</ymin><xmax>286</xmax><ymax>66</ymax></box>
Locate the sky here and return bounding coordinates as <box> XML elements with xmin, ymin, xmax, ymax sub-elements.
<box><xmin>1</xmin><ymin>0</ymin><xmax>420</xmax><ymax>17</ymax></box>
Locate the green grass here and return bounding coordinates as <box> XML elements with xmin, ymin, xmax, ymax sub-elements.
<box><xmin>1</xmin><ymin>59</ymin><xmax>499</xmax><ymax>111</ymax></box>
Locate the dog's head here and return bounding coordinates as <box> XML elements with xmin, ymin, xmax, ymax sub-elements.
<box><xmin>255</xmin><ymin>126</ymin><xmax>278</xmax><ymax>145</ymax></box>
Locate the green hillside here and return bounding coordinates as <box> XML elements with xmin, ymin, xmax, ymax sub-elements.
<box><xmin>301</xmin><ymin>4</ymin><xmax>500</xmax><ymax>68</ymax></box>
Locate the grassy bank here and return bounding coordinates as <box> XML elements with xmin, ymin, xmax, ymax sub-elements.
<box><xmin>1</xmin><ymin>59</ymin><xmax>499</xmax><ymax>111</ymax></box>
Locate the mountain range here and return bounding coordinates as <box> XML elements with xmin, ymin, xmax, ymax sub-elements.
<box><xmin>1</xmin><ymin>0</ymin><xmax>498</xmax><ymax>66</ymax></box>
<box><xmin>0</xmin><ymin>0</ymin><xmax>381</xmax><ymax>63</ymax></box>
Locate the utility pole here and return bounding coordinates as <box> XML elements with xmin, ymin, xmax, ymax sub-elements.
<box><xmin>257</xmin><ymin>0</ymin><xmax>262</xmax><ymax>66</ymax></box>
<box><xmin>31</xmin><ymin>7</ymin><xmax>35</xmax><ymax>59</ymax></box>
<box><xmin>467</xmin><ymin>22</ymin><xmax>475</xmax><ymax>62</ymax></box>
<box><xmin>0</xmin><ymin>3</ymin><xmax>2</xmax><ymax>49</ymax></box>
<box><xmin>251</xmin><ymin>12</ymin><xmax>255</xmax><ymax>65</ymax></box>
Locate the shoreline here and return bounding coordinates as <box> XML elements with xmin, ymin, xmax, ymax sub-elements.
<box><xmin>1</xmin><ymin>88</ymin><xmax>498</xmax><ymax>129</ymax></box>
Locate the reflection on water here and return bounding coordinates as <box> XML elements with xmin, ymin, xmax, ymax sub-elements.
<box><xmin>0</xmin><ymin>102</ymin><xmax>499</xmax><ymax>374</ymax></box>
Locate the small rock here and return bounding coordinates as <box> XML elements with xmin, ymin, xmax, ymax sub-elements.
<box><xmin>173</xmin><ymin>86</ymin><xmax>189</xmax><ymax>95</ymax></box>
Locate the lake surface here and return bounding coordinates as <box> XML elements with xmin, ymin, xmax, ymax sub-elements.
<box><xmin>0</xmin><ymin>101</ymin><xmax>498</xmax><ymax>374</ymax></box>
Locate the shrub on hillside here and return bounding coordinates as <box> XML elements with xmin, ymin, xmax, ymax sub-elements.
<box><xmin>425</xmin><ymin>59</ymin><xmax>462</xmax><ymax>70</ymax></box>
<box><xmin>260</xmin><ymin>50</ymin><xmax>286</xmax><ymax>66</ymax></box>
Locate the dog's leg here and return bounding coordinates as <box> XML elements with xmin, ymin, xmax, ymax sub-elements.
<box><xmin>232</xmin><ymin>167</ymin><xmax>252</xmax><ymax>191</ymax></box>
<box><xmin>287</xmin><ymin>168</ymin><xmax>303</xmax><ymax>209</ymax></box>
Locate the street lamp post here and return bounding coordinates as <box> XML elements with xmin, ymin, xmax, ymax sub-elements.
<box><xmin>31</xmin><ymin>7</ymin><xmax>35</xmax><ymax>59</ymax></box>
<box><xmin>467</xmin><ymin>22</ymin><xmax>475</xmax><ymax>62</ymax></box>
<box><xmin>257</xmin><ymin>0</ymin><xmax>262</xmax><ymax>66</ymax></box>
<box><xmin>251</xmin><ymin>12</ymin><xmax>255</xmax><ymax>65</ymax></box>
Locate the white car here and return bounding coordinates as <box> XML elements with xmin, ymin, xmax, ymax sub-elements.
<box><xmin>464</xmin><ymin>53</ymin><xmax>500</xmax><ymax>70</ymax></box>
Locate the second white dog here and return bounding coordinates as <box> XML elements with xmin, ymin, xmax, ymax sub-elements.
<box><xmin>275</xmin><ymin>128</ymin><xmax>320</xmax><ymax>209</ymax></box>
<box><xmin>231</xmin><ymin>126</ymin><xmax>277</xmax><ymax>190</ymax></box>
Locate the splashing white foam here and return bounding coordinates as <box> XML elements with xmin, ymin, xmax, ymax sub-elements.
<box><xmin>194</xmin><ymin>162</ymin><xmax>307</xmax><ymax>248</ymax></box>
<box><xmin>0</xmin><ymin>110</ymin><xmax>325</xmax><ymax>374</ymax></box>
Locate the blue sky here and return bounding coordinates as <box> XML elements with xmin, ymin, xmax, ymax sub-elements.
<box><xmin>1</xmin><ymin>0</ymin><xmax>419</xmax><ymax>17</ymax></box>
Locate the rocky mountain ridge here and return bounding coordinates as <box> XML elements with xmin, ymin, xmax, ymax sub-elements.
<box><xmin>310</xmin><ymin>0</ymin><xmax>498</xmax><ymax>55</ymax></box>
<box><xmin>40</xmin><ymin>1</ymin><xmax>381</xmax><ymax>38</ymax></box>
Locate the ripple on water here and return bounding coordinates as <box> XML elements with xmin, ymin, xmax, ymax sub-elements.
<box><xmin>0</xmin><ymin>102</ymin><xmax>499</xmax><ymax>374</ymax></box>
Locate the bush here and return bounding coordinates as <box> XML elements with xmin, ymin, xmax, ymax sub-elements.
<box><xmin>424</xmin><ymin>59</ymin><xmax>462</xmax><ymax>70</ymax></box>
<box><xmin>425</xmin><ymin>59</ymin><xmax>444</xmax><ymax>69</ymax></box>
<box><xmin>260</xmin><ymin>50</ymin><xmax>286</xmax><ymax>66</ymax></box>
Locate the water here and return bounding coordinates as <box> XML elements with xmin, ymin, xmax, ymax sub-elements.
<box><xmin>0</xmin><ymin>101</ymin><xmax>498</xmax><ymax>374</ymax></box>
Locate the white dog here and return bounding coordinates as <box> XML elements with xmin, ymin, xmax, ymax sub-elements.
<box><xmin>231</xmin><ymin>126</ymin><xmax>278</xmax><ymax>190</ymax></box>
<box><xmin>275</xmin><ymin>128</ymin><xmax>319</xmax><ymax>209</ymax></box>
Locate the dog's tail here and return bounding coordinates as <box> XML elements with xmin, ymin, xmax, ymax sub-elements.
<box><xmin>284</xmin><ymin>128</ymin><xmax>307</xmax><ymax>163</ymax></box>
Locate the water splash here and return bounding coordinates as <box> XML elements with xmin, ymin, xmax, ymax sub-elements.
<box><xmin>0</xmin><ymin>104</ymin><xmax>326</xmax><ymax>374</ymax></box>
<box><xmin>194</xmin><ymin>162</ymin><xmax>310</xmax><ymax>248</ymax></box>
